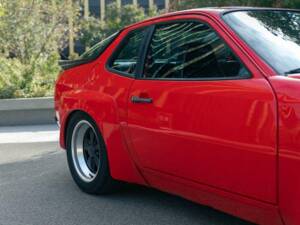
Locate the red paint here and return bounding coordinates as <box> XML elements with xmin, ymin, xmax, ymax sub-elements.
<box><xmin>268</xmin><ymin>75</ymin><xmax>300</xmax><ymax>225</ymax></box>
<box><xmin>54</xmin><ymin>8</ymin><xmax>300</xmax><ymax>225</ymax></box>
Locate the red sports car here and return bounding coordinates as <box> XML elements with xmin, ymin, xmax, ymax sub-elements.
<box><xmin>55</xmin><ymin>7</ymin><xmax>300</xmax><ymax>225</ymax></box>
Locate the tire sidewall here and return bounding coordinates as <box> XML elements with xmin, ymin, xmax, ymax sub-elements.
<box><xmin>66</xmin><ymin>112</ymin><xmax>111</xmax><ymax>194</ymax></box>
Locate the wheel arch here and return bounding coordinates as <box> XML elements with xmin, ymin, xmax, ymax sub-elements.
<box><xmin>59</xmin><ymin>95</ymin><xmax>147</xmax><ymax>186</ymax></box>
<box><xmin>63</xmin><ymin>110</ymin><xmax>90</xmax><ymax>149</ymax></box>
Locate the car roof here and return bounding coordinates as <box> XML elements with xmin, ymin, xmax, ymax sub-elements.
<box><xmin>161</xmin><ymin>6</ymin><xmax>300</xmax><ymax>14</ymax></box>
<box><xmin>125</xmin><ymin>7</ymin><xmax>300</xmax><ymax>29</ymax></box>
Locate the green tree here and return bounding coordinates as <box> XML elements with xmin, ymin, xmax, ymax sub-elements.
<box><xmin>78</xmin><ymin>16</ymin><xmax>105</xmax><ymax>49</ymax></box>
<box><xmin>0</xmin><ymin>0</ymin><xmax>79</xmax><ymax>63</ymax></box>
<box><xmin>105</xmin><ymin>3</ymin><xmax>146</xmax><ymax>34</ymax></box>
<box><xmin>78</xmin><ymin>2</ymin><xmax>159</xmax><ymax>50</ymax></box>
<box><xmin>0</xmin><ymin>2</ymin><xmax>4</xmax><ymax>17</ymax></box>
<box><xmin>0</xmin><ymin>0</ymin><xmax>79</xmax><ymax>98</ymax></box>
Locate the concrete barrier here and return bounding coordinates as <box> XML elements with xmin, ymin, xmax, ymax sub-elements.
<box><xmin>0</xmin><ymin>97</ymin><xmax>55</xmax><ymax>126</ymax></box>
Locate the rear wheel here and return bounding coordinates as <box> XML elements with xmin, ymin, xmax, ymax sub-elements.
<box><xmin>66</xmin><ymin>112</ymin><xmax>116</xmax><ymax>194</ymax></box>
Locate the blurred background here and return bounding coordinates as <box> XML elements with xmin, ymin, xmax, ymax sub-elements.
<box><xmin>0</xmin><ymin>0</ymin><xmax>300</xmax><ymax>100</ymax></box>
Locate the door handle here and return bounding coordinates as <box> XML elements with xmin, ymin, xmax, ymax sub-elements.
<box><xmin>131</xmin><ymin>96</ymin><xmax>153</xmax><ymax>104</ymax></box>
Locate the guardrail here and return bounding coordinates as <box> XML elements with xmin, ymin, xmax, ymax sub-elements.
<box><xmin>0</xmin><ymin>97</ymin><xmax>55</xmax><ymax>126</ymax></box>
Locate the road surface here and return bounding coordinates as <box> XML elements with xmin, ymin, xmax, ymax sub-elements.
<box><xmin>0</xmin><ymin>125</ymin><xmax>254</xmax><ymax>225</ymax></box>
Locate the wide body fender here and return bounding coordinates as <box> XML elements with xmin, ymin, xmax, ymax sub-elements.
<box><xmin>58</xmin><ymin>89</ymin><xmax>147</xmax><ymax>186</ymax></box>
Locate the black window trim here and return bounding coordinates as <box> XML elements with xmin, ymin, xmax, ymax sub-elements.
<box><xmin>136</xmin><ymin>19</ymin><xmax>252</xmax><ymax>81</ymax></box>
<box><xmin>135</xmin><ymin>25</ymin><xmax>155</xmax><ymax>77</ymax></box>
<box><xmin>106</xmin><ymin>26</ymin><xmax>153</xmax><ymax>78</ymax></box>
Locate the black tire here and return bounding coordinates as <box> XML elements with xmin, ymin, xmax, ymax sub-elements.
<box><xmin>66</xmin><ymin>112</ymin><xmax>117</xmax><ymax>195</ymax></box>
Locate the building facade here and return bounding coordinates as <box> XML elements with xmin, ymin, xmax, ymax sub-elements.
<box><xmin>89</xmin><ymin>0</ymin><xmax>167</xmax><ymax>18</ymax></box>
<box><xmin>65</xmin><ymin>0</ymin><xmax>169</xmax><ymax>58</ymax></box>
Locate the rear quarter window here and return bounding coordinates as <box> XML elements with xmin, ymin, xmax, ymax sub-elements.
<box><xmin>59</xmin><ymin>32</ymin><xmax>119</xmax><ymax>71</ymax></box>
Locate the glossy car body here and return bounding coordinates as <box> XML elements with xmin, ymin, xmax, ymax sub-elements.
<box><xmin>55</xmin><ymin>7</ymin><xmax>300</xmax><ymax>225</ymax></box>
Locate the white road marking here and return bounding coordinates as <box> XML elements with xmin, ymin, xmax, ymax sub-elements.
<box><xmin>0</xmin><ymin>125</ymin><xmax>59</xmax><ymax>144</ymax></box>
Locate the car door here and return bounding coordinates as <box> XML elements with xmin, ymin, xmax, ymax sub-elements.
<box><xmin>126</xmin><ymin>17</ymin><xmax>277</xmax><ymax>203</ymax></box>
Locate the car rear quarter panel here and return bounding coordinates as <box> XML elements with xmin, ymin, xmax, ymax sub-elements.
<box><xmin>268</xmin><ymin>75</ymin><xmax>300</xmax><ymax>225</ymax></box>
<box><xmin>55</xmin><ymin>56</ymin><xmax>147</xmax><ymax>185</ymax></box>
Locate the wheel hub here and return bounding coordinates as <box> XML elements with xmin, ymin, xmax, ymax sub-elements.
<box><xmin>71</xmin><ymin>120</ymin><xmax>101</xmax><ymax>182</ymax></box>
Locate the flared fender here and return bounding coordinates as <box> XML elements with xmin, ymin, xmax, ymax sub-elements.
<box><xmin>58</xmin><ymin>90</ymin><xmax>147</xmax><ymax>186</ymax></box>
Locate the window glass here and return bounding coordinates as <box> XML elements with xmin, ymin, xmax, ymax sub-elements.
<box><xmin>110</xmin><ymin>28</ymin><xmax>147</xmax><ymax>75</ymax></box>
<box><xmin>143</xmin><ymin>22</ymin><xmax>250</xmax><ymax>79</ymax></box>
<box><xmin>223</xmin><ymin>10</ymin><xmax>300</xmax><ymax>75</ymax></box>
<box><xmin>79</xmin><ymin>32</ymin><xmax>119</xmax><ymax>61</ymax></box>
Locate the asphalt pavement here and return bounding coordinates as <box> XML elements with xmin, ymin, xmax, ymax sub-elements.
<box><xmin>0</xmin><ymin>125</ymin><xmax>254</xmax><ymax>225</ymax></box>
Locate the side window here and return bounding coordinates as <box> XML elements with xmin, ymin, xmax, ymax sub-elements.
<box><xmin>143</xmin><ymin>21</ymin><xmax>250</xmax><ymax>79</ymax></box>
<box><xmin>79</xmin><ymin>32</ymin><xmax>119</xmax><ymax>61</ymax></box>
<box><xmin>109</xmin><ymin>28</ymin><xmax>147</xmax><ymax>76</ymax></box>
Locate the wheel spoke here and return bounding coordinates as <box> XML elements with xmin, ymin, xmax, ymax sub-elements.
<box><xmin>72</xmin><ymin>120</ymin><xmax>101</xmax><ymax>181</ymax></box>
<box><xmin>89</xmin><ymin>129</ymin><xmax>95</xmax><ymax>144</ymax></box>
<box><xmin>83</xmin><ymin>140</ymin><xmax>90</xmax><ymax>152</ymax></box>
<box><xmin>91</xmin><ymin>157</ymin><xmax>98</xmax><ymax>172</ymax></box>
<box><xmin>94</xmin><ymin>155</ymin><xmax>100</xmax><ymax>168</ymax></box>
<box><xmin>86</xmin><ymin>157</ymin><xmax>93</xmax><ymax>170</ymax></box>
